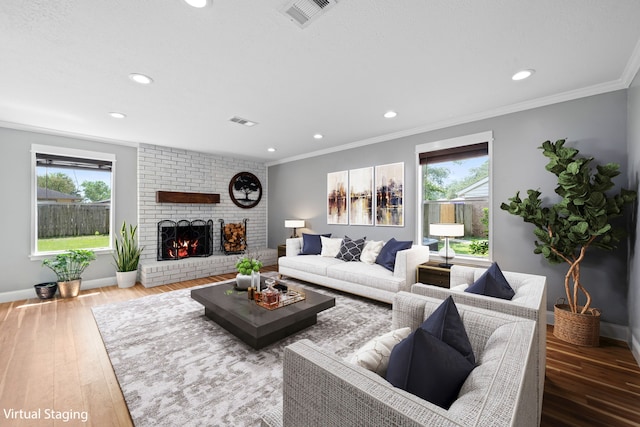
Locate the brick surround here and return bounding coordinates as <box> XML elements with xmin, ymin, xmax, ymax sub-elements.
<box><xmin>137</xmin><ymin>143</ymin><xmax>276</xmax><ymax>287</ymax></box>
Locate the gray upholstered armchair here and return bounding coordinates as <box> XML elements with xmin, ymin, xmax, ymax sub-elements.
<box><xmin>262</xmin><ymin>292</ymin><xmax>539</xmax><ymax>427</ymax></box>
<box><xmin>411</xmin><ymin>264</ymin><xmax>547</xmax><ymax>424</ymax></box>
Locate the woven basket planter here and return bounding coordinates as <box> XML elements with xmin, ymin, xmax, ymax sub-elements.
<box><xmin>553</xmin><ymin>302</ymin><xmax>601</xmax><ymax>347</ymax></box>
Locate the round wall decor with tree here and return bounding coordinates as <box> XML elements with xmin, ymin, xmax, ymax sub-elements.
<box><xmin>229</xmin><ymin>172</ymin><xmax>262</xmax><ymax>209</ymax></box>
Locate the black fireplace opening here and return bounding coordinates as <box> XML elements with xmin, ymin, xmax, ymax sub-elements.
<box><xmin>157</xmin><ymin>219</ymin><xmax>214</xmax><ymax>261</ymax></box>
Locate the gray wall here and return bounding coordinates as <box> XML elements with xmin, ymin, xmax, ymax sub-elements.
<box><xmin>0</xmin><ymin>127</ymin><xmax>138</xmax><ymax>295</ymax></box>
<box><xmin>268</xmin><ymin>90</ymin><xmax>632</xmax><ymax>326</ymax></box>
<box><xmin>628</xmin><ymin>71</ymin><xmax>640</xmax><ymax>355</ymax></box>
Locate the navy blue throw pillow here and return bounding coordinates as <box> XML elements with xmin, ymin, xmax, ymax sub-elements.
<box><xmin>386</xmin><ymin>328</ymin><xmax>475</xmax><ymax>409</ymax></box>
<box><xmin>375</xmin><ymin>238</ymin><xmax>413</xmax><ymax>271</ymax></box>
<box><xmin>420</xmin><ymin>296</ymin><xmax>475</xmax><ymax>365</ymax></box>
<box><xmin>465</xmin><ymin>262</ymin><xmax>515</xmax><ymax>300</ymax></box>
<box><xmin>299</xmin><ymin>233</ymin><xmax>331</xmax><ymax>255</ymax></box>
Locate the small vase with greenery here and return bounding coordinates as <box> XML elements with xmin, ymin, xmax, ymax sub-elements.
<box><xmin>42</xmin><ymin>249</ymin><xmax>96</xmax><ymax>297</ymax></box>
<box><xmin>235</xmin><ymin>253</ymin><xmax>263</xmax><ymax>290</ymax></box>
<box><xmin>500</xmin><ymin>139</ymin><xmax>636</xmax><ymax>346</ymax></box>
<box><xmin>113</xmin><ymin>221</ymin><xmax>143</xmax><ymax>288</ymax></box>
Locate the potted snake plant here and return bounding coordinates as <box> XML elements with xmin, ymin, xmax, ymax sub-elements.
<box><xmin>113</xmin><ymin>221</ymin><xmax>144</xmax><ymax>288</ymax></box>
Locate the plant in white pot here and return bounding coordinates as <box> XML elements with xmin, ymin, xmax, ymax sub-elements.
<box><xmin>501</xmin><ymin>139</ymin><xmax>636</xmax><ymax>346</ymax></box>
<box><xmin>113</xmin><ymin>221</ymin><xmax>144</xmax><ymax>288</ymax></box>
<box><xmin>42</xmin><ymin>249</ymin><xmax>96</xmax><ymax>298</ymax></box>
<box><xmin>235</xmin><ymin>253</ymin><xmax>263</xmax><ymax>290</ymax></box>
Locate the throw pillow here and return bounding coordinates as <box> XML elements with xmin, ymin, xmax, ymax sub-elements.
<box><xmin>375</xmin><ymin>238</ymin><xmax>412</xmax><ymax>271</ymax></box>
<box><xmin>465</xmin><ymin>262</ymin><xmax>515</xmax><ymax>300</ymax></box>
<box><xmin>360</xmin><ymin>240</ymin><xmax>384</xmax><ymax>264</ymax></box>
<box><xmin>320</xmin><ymin>236</ymin><xmax>343</xmax><ymax>257</ymax></box>
<box><xmin>386</xmin><ymin>328</ymin><xmax>475</xmax><ymax>409</ymax></box>
<box><xmin>420</xmin><ymin>296</ymin><xmax>475</xmax><ymax>365</ymax></box>
<box><xmin>349</xmin><ymin>327</ymin><xmax>411</xmax><ymax>377</ymax></box>
<box><xmin>300</xmin><ymin>233</ymin><xmax>331</xmax><ymax>255</ymax></box>
<box><xmin>335</xmin><ymin>236</ymin><xmax>366</xmax><ymax>262</ymax></box>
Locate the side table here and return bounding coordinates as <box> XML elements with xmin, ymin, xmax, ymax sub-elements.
<box><xmin>416</xmin><ymin>261</ymin><xmax>452</xmax><ymax>288</ymax></box>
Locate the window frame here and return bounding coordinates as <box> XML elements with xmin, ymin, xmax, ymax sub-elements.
<box><xmin>415</xmin><ymin>131</ymin><xmax>494</xmax><ymax>264</ymax></box>
<box><xmin>30</xmin><ymin>144</ymin><xmax>116</xmax><ymax>258</ymax></box>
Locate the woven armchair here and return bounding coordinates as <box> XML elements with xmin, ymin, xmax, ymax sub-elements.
<box><xmin>262</xmin><ymin>292</ymin><xmax>538</xmax><ymax>427</ymax></box>
<box><xmin>411</xmin><ymin>264</ymin><xmax>547</xmax><ymax>424</ymax></box>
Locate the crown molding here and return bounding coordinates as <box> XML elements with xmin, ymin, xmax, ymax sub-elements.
<box><xmin>0</xmin><ymin>120</ymin><xmax>139</xmax><ymax>148</ymax></box>
<box><xmin>267</xmin><ymin>78</ymin><xmax>631</xmax><ymax>167</ymax></box>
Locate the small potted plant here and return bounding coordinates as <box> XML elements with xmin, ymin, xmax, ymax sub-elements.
<box><xmin>34</xmin><ymin>282</ymin><xmax>58</xmax><ymax>300</ymax></box>
<box><xmin>113</xmin><ymin>221</ymin><xmax>144</xmax><ymax>288</ymax></box>
<box><xmin>235</xmin><ymin>253</ymin><xmax>263</xmax><ymax>290</ymax></box>
<box><xmin>42</xmin><ymin>249</ymin><xmax>96</xmax><ymax>298</ymax></box>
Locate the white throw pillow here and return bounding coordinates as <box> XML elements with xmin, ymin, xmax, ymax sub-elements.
<box><xmin>360</xmin><ymin>240</ymin><xmax>384</xmax><ymax>264</ymax></box>
<box><xmin>349</xmin><ymin>327</ymin><xmax>411</xmax><ymax>376</ymax></box>
<box><xmin>450</xmin><ymin>283</ymin><xmax>470</xmax><ymax>292</ymax></box>
<box><xmin>320</xmin><ymin>236</ymin><xmax>342</xmax><ymax>257</ymax></box>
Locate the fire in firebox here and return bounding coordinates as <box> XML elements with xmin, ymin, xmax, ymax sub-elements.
<box><xmin>157</xmin><ymin>219</ymin><xmax>213</xmax><ymax>261</ymax></box>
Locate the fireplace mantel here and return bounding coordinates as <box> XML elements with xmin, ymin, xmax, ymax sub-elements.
<box><xmin>156</xmin><ymin>191</ymin><xmax>220</xmax><ymax>204</ymax></box>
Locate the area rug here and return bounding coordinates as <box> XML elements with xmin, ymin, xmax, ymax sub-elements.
<box><xmin>92</xmin><ymin>275</ymin><xmax>392</xmax><ymax>427</ymax></box>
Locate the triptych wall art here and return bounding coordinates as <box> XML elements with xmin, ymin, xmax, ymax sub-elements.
<box><xmin>327</xmin><ymin>162</ymin><xmax>404</xmax><ymax>227</ymax></box>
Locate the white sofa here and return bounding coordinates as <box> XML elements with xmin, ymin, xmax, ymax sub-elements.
<box><xmin>262</xmin><ymin>292</ymin><xmax>538</xmax><ymax>427</ymax></box>
<box><xmin>411</xmin><ymin>264</ymin><xmax>547</xmax><ymax>425</ymax></box>
<box><xmin>278</xmin><ymin>237</ymin><xmax>430</xmax><ymax>304</ymax></box>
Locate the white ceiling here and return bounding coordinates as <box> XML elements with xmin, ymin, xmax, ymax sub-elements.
<box><xmin>2</xmin><ymin>0</ymin><xmax>640</xmax><ymax>164</ymax></box>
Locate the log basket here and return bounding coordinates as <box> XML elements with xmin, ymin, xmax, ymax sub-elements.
<box><xmin>553</xmin><ymin>298</ymin><xmax>601</xmax><ymax>347</ymax></box>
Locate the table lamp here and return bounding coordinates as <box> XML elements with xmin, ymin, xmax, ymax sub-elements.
<box><xmin>285</xmin><ymin>219</ymin><xmax>305</xmax><ymax>238</ymax></box>
<box><xmin>429</xmin><ymin>223</ymin><xmax>464</xmax><ymax>268</ymax></box>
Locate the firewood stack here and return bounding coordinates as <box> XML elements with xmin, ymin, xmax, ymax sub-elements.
<box><xmin>223</xmin><ymin>222</ymin><xmax>247</xmax><ymax>253</ymax></box>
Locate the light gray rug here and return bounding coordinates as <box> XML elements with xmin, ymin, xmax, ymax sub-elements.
<box><xmin>92</xmin><ymin>275</ymin><xmax>392</xmax><ymax>427</ymax></box>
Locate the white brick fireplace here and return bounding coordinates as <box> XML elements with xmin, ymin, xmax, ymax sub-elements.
<box><xmin>137</xmin><ymin>143</ymin><xmax>276</xmax><ymax>287</ymax></box>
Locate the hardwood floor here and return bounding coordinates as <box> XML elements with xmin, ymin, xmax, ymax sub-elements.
<box><xmin>1</xmin><ymin>265</ymin><xmax>638</xmax><ymax>426</ymax></box>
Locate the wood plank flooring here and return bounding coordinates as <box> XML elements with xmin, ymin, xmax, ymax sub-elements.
<box><xmin>1</xmin><ymin>265</ymin><xmax>638</xmax><ymax>426</ymax></box>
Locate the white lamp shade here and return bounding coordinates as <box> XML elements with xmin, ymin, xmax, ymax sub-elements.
<box><xmin>429</xmin><ymin>223</ymin><xmax>464</xmax><ymax>237</ymax></box>
<box><xmin>285</xmin><ymin>219</ymin><xmax>305</xmax><ymax>228</ymax></box>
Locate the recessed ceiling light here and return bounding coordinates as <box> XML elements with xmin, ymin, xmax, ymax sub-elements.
<box><xmin>267</xmin><ymin>147</ymin><xmax>276</xmax><ymax>152</ymax></box>
<box><xmin>184</xmin><ymin>0</ymin><xmax>208</xmax><ymax>8</ymax></box>
<box><xmin>512</xmin><ymin>69</ymin><xmax>535</xmax><ymax>81</ymax></box>
<box><xmin>109</xmin><ymin>112</ymin><xmax>126</xmax><ymax>119</ymax></box>
<box><xmin>313</xmin><ymin>134</ymin><xmax>323</xmax><ymax>140</ymax></box>
<box><xmin>384</xmin><ymin>111</ymin><xmax>397</xmax><ymax>119</ymax></box>
<box><xmin>129</xmin><ymin>73</ymin><xmax>154</xmax><ymax>85</ymax></box>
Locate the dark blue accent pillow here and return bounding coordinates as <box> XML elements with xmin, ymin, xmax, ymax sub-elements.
<box><xmin>465</xmin><ymin>262</ymin><xmax>515</xmax><ymax>300</ymax></box>
<box><xmin>335</xmin><ymin>235</ymin><xmax>366</xmax><ymax>262</ymax></box>
<box><xmin>375</xmin><ymin>238</ymin><xmax>412</xmax><ymax>271</ymax></box>
<box><xmin>300</xmin><ymin>233</ymin><xmax>331</xmax><ymax>255</ymax></box>
<box><xmin>386</xmin><ymin>327</ymin><xmax>475</xmax><ymax>409</ymax></box>
<box><xmin>420</xmin><ymin>296</ymin><xmax>475</xmax><ymax>365</ymax></box>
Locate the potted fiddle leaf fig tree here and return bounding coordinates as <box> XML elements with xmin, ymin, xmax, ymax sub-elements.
<box><xmin>42</xmin><ymin>249</ymin><xmax>96</xmax><ymax>298</ymax></box>
<box><xmin>501</xmin><ymin>139</ymin><xmax>636</xmax><ymax>346</ymax></box>
<box><xmin>113</xmin><ymin>221</ymin><xmax>144</xmax><ymax>288</ymax></box>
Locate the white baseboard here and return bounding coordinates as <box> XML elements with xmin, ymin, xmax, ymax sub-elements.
<box><xmin>546</xmin><ymin>309</ymin><xmax>629</xmax><ymax>342</ymax></box>
<box><xmin>632</xmin><ymin>334</ymin><xmax>640</xmax><ymax>367</ymax></box>
<box><xmin>0</xmin><ymin>277</ymin><xmax>116</xmax><ymax>304</ymax></box>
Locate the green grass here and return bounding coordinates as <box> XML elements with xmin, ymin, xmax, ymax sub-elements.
<box><xmin>436</xmin><ymin>237</ymin><xmax>487</xmax><ymax>256</ymax></box>
<box><xmin>38</xmin><ymin>235</ymin><xmax>110</xmax><ymax>252</ymax></box>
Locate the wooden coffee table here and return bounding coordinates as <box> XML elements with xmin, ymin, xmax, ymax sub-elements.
<box><xmin>191</xmin><ymin>277</ymin><xmax>335</xmax><ymax>349</ymax></box>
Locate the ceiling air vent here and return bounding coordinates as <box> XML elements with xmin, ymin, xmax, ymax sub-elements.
<box><xmin>282</xmin><ymin>0</ymin><xmax>338</xmax><ymax>28</ymax></box>
<box><xmin>229</xmin><ymin>116</ymin><xmax>258</xmax><ymax>127</ymax></box>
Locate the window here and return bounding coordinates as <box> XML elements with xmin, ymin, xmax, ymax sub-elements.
<box><xmin>415</xmin><ymin>131</ymin><xmax>492</xmax><ymax>261</ymax></box>
<box><xmin>32</xmin><ymin>144</ymin><xmax>115</xmax><ymax>255</ymax></box>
